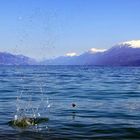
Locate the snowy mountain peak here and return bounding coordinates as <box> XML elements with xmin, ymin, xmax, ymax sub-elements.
<box><xmin>118</xmin><ymin>40</ymin><xmax>140</xmax><ymax>48</ymax></box>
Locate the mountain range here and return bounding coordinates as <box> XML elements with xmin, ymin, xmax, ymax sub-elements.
<box><xmin>1</xmin><ymin>40</ymin><xmax>140</xmax><ymax>66</ymax></box>
<box><xmin>42</xmin><ymin>40</ymin><xmax>140</xmax><ymax>66</ymax></box>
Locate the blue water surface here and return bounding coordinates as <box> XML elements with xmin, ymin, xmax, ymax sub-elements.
<box><xmin>0</xmin><ymin>66</ymin><xmax>140</xmax><ymax>140</ymax></box>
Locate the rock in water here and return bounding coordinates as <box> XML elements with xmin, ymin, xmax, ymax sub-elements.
<box><xmin>8</xmin><ymin>117</ymin><xmax>49</xmax><ymax>128</ymax></box>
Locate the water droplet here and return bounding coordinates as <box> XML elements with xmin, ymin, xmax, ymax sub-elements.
<box><xmin>47</xmin><ymin>104</ymin><xmax>51</xmax><ymax>108</ymax></box>
<box><xmin>14</xmin><ymin>115</ymin><xmax>18</xmax><ymax>120</ymax></box>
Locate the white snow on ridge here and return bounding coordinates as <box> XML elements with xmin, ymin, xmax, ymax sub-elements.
<box><xmin>66</xmin><ymin>52</ymin><xmax>77</xmax><ymax>57</ymax></box>
<box><xmin>119</xmin><ymin>40</ymin><xmax>140</xmax><ymax>48</ymax></box>
<box><xmin>90</xmin><ymin>48</ymin><xmax>107</xmax><ymax>53</ymax></box>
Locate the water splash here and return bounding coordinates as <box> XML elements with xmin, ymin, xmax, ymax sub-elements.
<box><xmin>10</xmin><ymin>70</ymin><xmax>51</xmax><ymax>129</ymax></box>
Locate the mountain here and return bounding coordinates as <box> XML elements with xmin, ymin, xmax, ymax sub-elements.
<box><xmin>94</xmin><ymin>40</ymin><xmax>140</xmax><ymax>66</ymax></box>
<box><xmin>41</xmin><ymin>48</ymin><xmax>106</xmax><ymax>65</ymax></box>
<box><xmin>1</xmin><ymin>40</ymin><xmax>140</xmax><ymax>66</ymax></box>
<box><xmin>0</xmin><ymin>52</ymin><xmax>36</xmax><ymax>65</ymax></box>
<box><xmin>42</xmin><ymin>40</ymin><xmax>140</xmax><ymax>66</ymax></box>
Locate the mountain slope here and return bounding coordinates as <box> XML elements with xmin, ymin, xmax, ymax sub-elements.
<box><xmin>0</xmin><ymin>52</ymin><xmax>36</xmax><ymax>65</ymax></box>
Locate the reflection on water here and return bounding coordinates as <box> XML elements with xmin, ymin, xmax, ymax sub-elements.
<box><xmin>0</xmin><ymin>66</ymin><xmax>140</xmax><ymax>139</ymax></box>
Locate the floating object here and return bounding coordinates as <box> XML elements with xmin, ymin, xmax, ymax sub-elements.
<box><xmin>8</xmin><ymin>117</ymin><xmax>49</xmax><ymax>128</ymax></box>
<box><xmin>72</xmin><ymin>103</ymin><xmax>76</xmax><ymax>107</ymax></box>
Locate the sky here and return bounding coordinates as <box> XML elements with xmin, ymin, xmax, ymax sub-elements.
<box><xmin>0</xmin><ymin>0</ymin><xmax>140</xmax><ymax>60</ymax></box>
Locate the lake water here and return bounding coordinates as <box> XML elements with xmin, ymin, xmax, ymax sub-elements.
<box><xmin>0</xmin><ymin>66</ymin><xmax>140</xmax><ymax>140</ymax></box>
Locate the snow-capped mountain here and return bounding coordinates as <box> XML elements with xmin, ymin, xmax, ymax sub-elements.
<box><xmin>42</xmin><ymin>40</ymin><xmax>140</xmax><ymax>66</ymax></box>
<box><xmin>1</xmin><ymin>40</ymin><xmax>140</xmax><ymax>66</ymax></box>
<box><xmin>117</xmin><ymin>40</ymin><xmax>140</xmax><ymax>48</ymax></box>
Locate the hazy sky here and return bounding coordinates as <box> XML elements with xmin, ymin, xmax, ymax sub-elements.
<box><xmin>0</xmin><ymin>0</ymin><xmax>140</xmax><ymax>60</ymax></box>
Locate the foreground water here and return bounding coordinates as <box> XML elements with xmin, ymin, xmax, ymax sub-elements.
<box><xmin>0</xmin><ymin>66</ymin><xmax>140</xmax><ymax>139</ymax></box>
